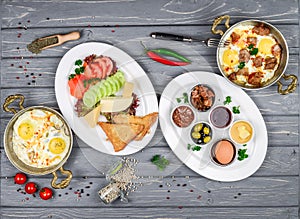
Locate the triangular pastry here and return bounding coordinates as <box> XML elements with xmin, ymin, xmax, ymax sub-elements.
<box><xmin>98</xmin><ymin>122</ymin><xmax>144</xmax><ymax>152</ymax></box>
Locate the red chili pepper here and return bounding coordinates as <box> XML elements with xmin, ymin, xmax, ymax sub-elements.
<box><xmin>146</xmin><ymin>51</ymin><xmax>190</xmax><ymax>66</ymax></box>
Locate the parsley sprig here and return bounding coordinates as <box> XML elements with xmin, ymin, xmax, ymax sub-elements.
<box><xmin>238</xmin><ymin>149</ymin><xmax>249</xmax><ymax>161</ymax></box>
<box><xmin>68</xmin><ymin>59</ymin><xmax>85</xmax><ymax>80</ymax></box>
<box><xmin>248</xmin><ymin>44</ymin><xmax>259</xmax><ymax>56</ymax></box>
<box><xmin>176</xmin><ymin>92</ymin><xmax>189</xmax><ymax>103</ymax></box>
<box><xmin>238</xmin><ymin>62</ymin><xmax>245</xmax><ymax>69</ymax></box>
<box><xmin>151</xmin><ymin>155</ymin><xmax>170</xmax><ymax>171</ymax></box>
<box><xmin>187</xmin><ymin>143</ymin><xmax>201</xmax><ymax>151</ymax></box>
<box><xmin>232</xmin><ymin>106</ymin><xmax>240</xmax><ymax>114</ymax></box>
<box><xmin>223</xmin><ymin>96</ymin><xmax>232</xmax><ymax>105</ymax></box>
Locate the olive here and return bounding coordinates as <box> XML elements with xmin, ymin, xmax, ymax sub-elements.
<box><xmin>194</xmin><ymin>123</ymin><xmax>203</xmax><ymax>132</ymax></box>
<box><xmin>203</xmin><ymin>136</ymin><xmax>211</xmax><ymax>143</ymax></box>
<box><xmin>192</xmin><ymin>132</ymin><xmax>201</xmax><ymax>139</ymax></box>
<box><xmin>203</xmin><ymin>127</ymin><xmax>210</xmax><ymax>135</ymax></box>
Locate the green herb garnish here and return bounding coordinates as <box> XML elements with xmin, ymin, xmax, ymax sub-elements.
<box><xmin>238</xmin><ymin>62</ymin><xmax>245</xmax><ymax>69</ymax></box>
<box><xmin>187</xmin><ymin>143</ymin><xmax>201</xmax><ymax>151</ymax></box>
<box><xmin>243</xmin><ymin>144</ymin><xmax>247</xmax><ymax>147</ymax></box>
<box><xmin>248</xmin><ymin>44</ymin><xmax>254</xmax><ymax>49</ymax></box>
<box><xmin>232</xmin><ymin>106</ymin><xmax>240</xmax><ymax>114</ymax></box>
<box><xmin>249</xmin><ymin>48</ymin><xmax>259</xmax><ymax>55</ymax></box>
<box><xmin>75</xmin><ymin>59</ymin><xmax>83</xmax><ymax>66</ymax></box>
<box><xmin>176</xmin><ymin>92</ymin><xmax>189</xmax><ymax>104</ymax></box>
<box><xmin>247</xmin><ymin>44</ymin><xmax>259</xmax><ymax>56</ymax></box>
<box><xmin>223</xmin><ymin>96</ymin><xmax>232</xmax><ymax>105</ymax></box>
<box><xmin>75</xmin><ymin>68</ymin><xmax>81</xmax><ymax>74</ymax></box>
<box><xmin>68</xmin><ymin>74</ymin><xmax>76</xmax><ymax>80</ymax></box>
<box><xmin>192</xmin><ymin>146</ymin><xmax>201</xmax><ymax>151</ymax></box>
<box><xmin>238</xmin><ymin>149</ymin><xmax>248</xmax><ymax>161</ymax></box>
<box><xmin>151</xmin><ymin>155</ymin><xmax>169</xmax><ymax>171</ymax></box>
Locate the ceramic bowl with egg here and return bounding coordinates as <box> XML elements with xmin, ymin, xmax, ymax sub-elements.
<box><xmin>214</xmin><ymin>17</ymin><xmax>297</xmax><ymax>93</ymax></box>
<box><xmin>210</xmin><ymin>139</ymin><xmax>236</xmax><ymax>166</ymax></box>
<box><xmin>3</xmin><ymin>94</ymin><xmax>73</xmax><ymax>189</ymax></box>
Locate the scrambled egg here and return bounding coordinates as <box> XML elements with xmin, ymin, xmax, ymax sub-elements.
<box><xmin>13</xmin><ymin>109</ymin><xmax>70</xmax><ymax>168</ymax></box>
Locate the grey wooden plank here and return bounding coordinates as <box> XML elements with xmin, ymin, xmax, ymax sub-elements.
<box><xmin>1</xmin><ymin>145</ymin><xmax>298</xmax><ymax>177</ymax></box>
<box><xmin>0</xmin><ymin>207</ymin><xmax>298</xmax><ymax>219</ymax></box>
<box><xmin>1</xmin><ymin>176</ymin><xmax>298</xmax><ymax>207</ymax></box>
<box><xmin>1</xmin><ymin>25</ymin><xmax>299</xmax><ymax>58</ymax></box>
<box><xmin>1</xmin><ymin>0</ymin><xmax>298</xmax><ymax>28</ymax></box>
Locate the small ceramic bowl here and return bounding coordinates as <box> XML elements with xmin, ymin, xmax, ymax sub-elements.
<box><xmin>190</xmin><ymin>121</ymin><xmax>213</xmax><ymax>145</ymax></box>
<box><xmin>229</xmin><ymin>120</ymin><xmax>254</xmax><ymax>145</ymax></box>
<box><xmin>170</xmin><ymin>104</ymin><xmax>195</xmax><ymax>128</ymax></box>
<box><xmin>209</xmin><ymin>105</ymin><xmax>233</xmax><ymax>129</ymax></box>
<box><xmin>189</xmin><ymin>84</ymin><xmax>215</xmax><ymax>112</ymax></box>
<box><xmin>210</xmin><ymin>139</ymin><xmax>236</xmax><ymax>167</ymax></box>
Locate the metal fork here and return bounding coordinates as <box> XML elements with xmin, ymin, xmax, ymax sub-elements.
<box><xmin>150</xmin><ymin>32</ymin><xmax>230</xmax><ymax>47</ymax></box>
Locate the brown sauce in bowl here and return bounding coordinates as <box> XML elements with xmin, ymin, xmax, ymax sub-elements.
<box><xmin>172</xmin><ymin>105</ymin><xmax>194</xmax><ymax>128</ymax></box>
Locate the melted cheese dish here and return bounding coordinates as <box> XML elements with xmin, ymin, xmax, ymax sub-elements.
<box><xmin>219</xmin><ymin>24</ymin><xmax>282</xmax><ymax>87</ymax></box>
<box><xmin>12</xmin><ymin>109</ymin><xmax>70</xmax><ymax>168</ymax></box>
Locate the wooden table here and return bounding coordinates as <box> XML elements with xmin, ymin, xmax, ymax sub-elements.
<box><xmin>1</xmin><ymin>0</ymin><xmax>299</xmax><ymax>218</ymax></box>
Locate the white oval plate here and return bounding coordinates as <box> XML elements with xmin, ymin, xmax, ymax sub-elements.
<box><xmin>159</xmin><ymin>71</ymin><xmax>268</xmax><ymax>182</ymax></box>
<box><xmin>55</xmin><ymin>42</ymin><xmax>158</xmax><ymax>155</ymax></box>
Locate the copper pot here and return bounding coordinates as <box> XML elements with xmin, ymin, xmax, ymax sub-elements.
<box><xmin>3</xmin><ymin>94</ymin><xmax>73</xmax><ymax>189</ymax></box>
<box><xmin>213</xmin><ymin>15</ymin><xmax>297</xmax><ymax>95</ymax></box>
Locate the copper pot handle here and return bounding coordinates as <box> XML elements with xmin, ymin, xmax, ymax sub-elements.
<box><xmin>51</xmin><ymin>166</ymin><xmax>73</xmax><ymax>189</ymax></box>
<box><xmin>3</xmin><ymin>94</ymin><xmax>25</xmax><ymax>114</ymax></box>
<box><xmin>211</xmin><ymin>15</ymin><xmax>231</xmax><ymax>36</ymax></box>
<box><xmin>277</xmin><ymin>74</ymin><xmax>298</xmax><ymax>95</ymax></box>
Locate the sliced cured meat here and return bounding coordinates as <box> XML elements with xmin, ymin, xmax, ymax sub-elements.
<box><xmin>271</xmin><ymin>44</ymin><xmax>281</xmax><ymax>56</ymax></box>
<box><xmin>247</xmin><ymin>37</ymin><xmax>257</xmax><ymax>46</ymax></box>
<box><xmin>253</xmin><ymin>56</ymin><xmax>263</xmax><ymax>67</ymax></box>
<box><xmin>101</xmin><ymin>56</ymin><xmax>114</xmax><ymax>77</ymax></box>
<box><xmin>230</xmin><ymin>32</ymin><xmax>240</xmax><ymax>43</ymax></box>
<box><xmin>92</xmin><ymin>58</ymin><xmax>107</xmax><ymax>79</ymax></box>
<box><xmin>84</xmin><ymin>64</ymin><xmax>95</xmax><ymax>79</ymax></box>
<box><xmin>236</xmin><ymin>67</ymin><xmax>249</xmax><ymax>76</ymax></box>
<box><xmin>252</xmin><ymin>24</ymin><xmax>270</xmax><ymax>36</ymax></box>
<box><xmin>264</xmin><ymin>57</ymin><xmax>277</xmax><ymax>70</ymax></box>
<box><xmin>90</xmin><ymin>62</ymin><xmax>103</xmax><ymax>79</ymax></box>
<box><xmin>248</xmin><ymin>72</ymin><xmax>264</xmax><ymax>86</ymax></box>
<box><xmin>239</xmin><ymin>49</ymin><xmax>250</xmax><ymax>63</ymax></box>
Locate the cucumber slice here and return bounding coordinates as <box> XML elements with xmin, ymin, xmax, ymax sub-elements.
<box><xmin>83</xmin><ymin>89</ymin><xmax>97</xmax><ymax>108</ymax></box>
<box><xmin>90</xmin><ymin>85</ymin><xmax>101</xmax><ymax>102</ymax></box>
<box><xmin>107</xmin><ymin>77</ymin><xmax>118</xmax><ymax>94</ymax></box>
<box><xmin>103</xmin><ymin>80</ymin><xmax>113</xmax><ymax>96</ymax></box>
<box><xmin>99</xmin><ymin>81</ymin><xmax>107</xmax><ymax>98</ymax></box>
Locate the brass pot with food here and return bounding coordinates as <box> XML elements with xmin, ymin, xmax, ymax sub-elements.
<box><xmin>3</xmin><ymin>94</ymin><xmax>73</xmax><ymax>189</ymax></box>
<box><xmin>212</xmin><ymin>15</ymin><xmax>297</xmax><ymax>94</ymax></box>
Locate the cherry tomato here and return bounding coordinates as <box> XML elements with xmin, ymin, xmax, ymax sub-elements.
<box><xmin>14</xmin><ymin>173</ymin><xmax>27</xmax><ymax>184</ymax></box>
<box><xmin>39</xmin><ymin>187</ymin><xmax>53</xmax><ymax>200</ymax></box>
<box><xmin>25</xmin><ymin>182</ymin><xmax>38</xmax><ymax>194</ymax></box>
